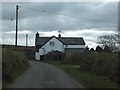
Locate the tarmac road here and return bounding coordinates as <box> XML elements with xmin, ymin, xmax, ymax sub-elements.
<box><xmin>7</xmin><ymin>60</ymin><xmax>85</xmax><ymax>88</ymax></box>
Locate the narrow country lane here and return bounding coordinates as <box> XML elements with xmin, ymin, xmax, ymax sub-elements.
<box><xmin>7</xmin><ymin>60</ymin><xmax>85</xmax><ymax>88</ymax></box>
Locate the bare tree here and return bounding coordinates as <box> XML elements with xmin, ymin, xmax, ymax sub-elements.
<box><xmin>97</xmin><ymin>34</ymin><xmax>120</xmax><ymax>52</ymax></box>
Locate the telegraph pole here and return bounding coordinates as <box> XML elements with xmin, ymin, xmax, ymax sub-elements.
<box><xmin>15</xmin><ymin>5</ymin><xmax>19</xmax><ymax>47</ymax></box>
<box><xmin>26</xmin><ymin>34</ymin><xmax>28</xmax><ymax>47</ymax></box>
<box><xmin>26</xmin><ymin>34</ymin><xmax>28</xmax><ymax>58</ymax></box>
<box><xmin>118</xmin><ymin>2</ymin><xmax>120</xmax><ymax>66</ymax></box>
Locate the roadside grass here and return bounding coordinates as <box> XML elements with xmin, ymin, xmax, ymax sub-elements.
<box><xmin>64</xmin><ymin>52</ymin><xmax>119</xmax><ymax>84</ymax></box>
<box><xmin>46</xmin><ymin>60</ymin><xmax>119</xmax><ymax>88</ymax></box>
<box><xmin>2</xmin><ymin>48</ymin><xmax>29</xmax><ymax>88</ymax></box>
<box><xmin>2</xmin><ymin>65</ymin><xmax>28</xmax><ymax>88</ymax></box>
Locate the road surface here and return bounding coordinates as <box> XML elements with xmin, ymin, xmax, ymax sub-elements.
<box><xmin>7</xmin><ymin>60</ymin><xmax>85</xmax><ymax>88</ymax></box>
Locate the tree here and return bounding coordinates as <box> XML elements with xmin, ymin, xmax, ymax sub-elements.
<box><xmin>90</xmin><ymin>48</ymin><xmax>94</xmax><ymax>51</ymax></box>
<box><xmin>97</xmin><ymin>34</ymin><xmax>119</xmax><ymax>52</ymax></box>
<box><xmin>96</xmin><ymin>46</ymin><xmax>103</xmax><ymax>52</ymax></box>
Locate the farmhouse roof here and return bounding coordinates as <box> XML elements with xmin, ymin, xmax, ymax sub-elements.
<box><xmin>58</xmin><ymin>37</ymin><xmax>85</xmax><ymax>45</ymax></box>
<box><xmin>35</xmin><ymin>36</ymin><xmax>85</xmax><ymax>47</ymax></box>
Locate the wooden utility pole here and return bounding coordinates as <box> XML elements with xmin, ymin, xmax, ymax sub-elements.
<box><xmin>26</xmin><ymin>34</ymin><xmax>28</xmax><ymax>58</ymax></box>
<box><xmin>15</xmin><ymin>5</ymin><xmax>19</xmax><ymax>47</ymax></box>
<box><xmin>26</xmin><ymin>34</ymin><xmax>28</xmax><ymax>47</ymax></box>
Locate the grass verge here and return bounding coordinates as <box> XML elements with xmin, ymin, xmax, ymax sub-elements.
<box><xmin>2</xmin><ymin>48</ymin><xmax>29</xmax><ymax>88</ymax></box>
<box><xmin>46</xmin><ymin>60</ymin><xmax>119</xmax><ymax>88</ymax></box>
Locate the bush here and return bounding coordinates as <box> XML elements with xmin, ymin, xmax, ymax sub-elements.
<box><xmin>64</xmin><ymin>52</ymin><xmax>119</xmax><ymax>85</ymax></box>
<box><xmin>64</xmin><ymin>52</ymin><xmax>86</xmax><ymax>64</ymax></box>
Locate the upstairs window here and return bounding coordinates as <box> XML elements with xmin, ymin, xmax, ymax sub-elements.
<box><xmin>50</xmin><ymin>41</ymin><xmax>55</xmax><ymax>46</ymax></box>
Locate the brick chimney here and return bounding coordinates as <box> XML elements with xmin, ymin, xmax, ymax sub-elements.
<box><xmin>36</xmin><ymin>32</ymin><xmax>39</xmax><ymax>38</ymax></box>
<box><xmin>58</xmin><ymin>34</ymin><xmax>61</xmax><ymax>38</ymax></box>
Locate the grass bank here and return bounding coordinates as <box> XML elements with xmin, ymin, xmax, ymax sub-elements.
<box><xmin>46</xmin><ymin>60</ymin><xmax>119</xmax><ymax>88</ymax></box>
<box><xmin>2</xmin><ymin>48</ymin><xmax>29</xmax><ymax>87</ymax></box>
<box><xmin>64</xmin><ymin>52</ymin><xmax>119</xmax><ymax>84</ymax></box>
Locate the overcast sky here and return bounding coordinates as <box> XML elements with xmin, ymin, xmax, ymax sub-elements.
<box><xmin>1</xmin><ymin>2</ymin><xmax>118</xmax><ymax>49</ymax></box>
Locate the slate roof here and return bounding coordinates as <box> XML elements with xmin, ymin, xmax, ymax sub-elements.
<box><xmin>35</xmin><ymin>37</ymin><xmax>50</xmax><ymax>46</ymax></box>
<box><xmin>58</xmin><ymin>37</ymin><xmax>85</xmax><ymax>45</ymax></box>
<box><xmin>35</xmin><ymin>36</ymin><xmax>85</xmax><ymax>47</ymax></box>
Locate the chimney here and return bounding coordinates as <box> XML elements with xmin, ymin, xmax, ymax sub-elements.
<box><xmin>36</xmin><ymin>32</ymin><xmax>39</xmax><ymax>38</ymax></box>
<box><xmin>58</xmin><ymin>34</ymin><xmax>61</xmax><ymax>38</ymax></box>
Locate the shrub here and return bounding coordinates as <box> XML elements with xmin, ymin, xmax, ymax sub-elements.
<box><xmin>64</xmin><ymin>52</ymin><xmax>119</xmax><ymax>84</ymax></box>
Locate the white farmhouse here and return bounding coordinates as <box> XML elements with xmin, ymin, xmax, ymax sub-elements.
<box><xmin>35</xmin><ymin>32</ymin><xmax>86</xmax><ymax>60</ymax></box>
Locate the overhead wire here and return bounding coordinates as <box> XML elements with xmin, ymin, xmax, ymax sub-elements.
<box><xmin>18</xmin><ymin>9</ymin><xmax>23</xmax><ymax>32</ymax></box>
<box><xmin>18</xmin><ymin>6</ymin><xmax>81</xmax><ymax>32</ymax></box>
<box><xmin>20</xmin><ymin>6</ymin><xmax>118</xmax><ymax>26</ymax></box>
<box><xmin>18</xmin><ymin>5</ymin><xmax>118</xmax><ymax>36</ymax></box>
<box><xmin>19</xmin><ymin>6</ymin><xmax>67</xmax><ymax>32</ymax></box>
<box><xmin>19</xmin><ymin>8</ymin><xmax>39</xmax><ymax>32</ymax></box>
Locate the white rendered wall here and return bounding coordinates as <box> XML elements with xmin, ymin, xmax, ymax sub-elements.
<box><xmin>64</xmin><ymin>45</ymin><xmax>85</xmax><ymax>48</ymax></box>
<box><xmin>35</xmin><ymin>52</ymin><xmax>40</xmax><ymax>60</ymax></box>
<box><xmin>39</xmin><ymin>37</ymin><xmax>64</xmax><ymax>55</ymax></box>
<box><xmin>39</xmin><ymin>48</ymin><xmax>44</xmax><ymax>55</ymax></box>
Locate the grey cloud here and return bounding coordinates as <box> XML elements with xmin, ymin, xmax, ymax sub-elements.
<box><xmin>2</xmin><ymin>2</ymin><xmax>118</xmax><ymax>31</ymax></box>
<box><xmin>2</xmin><ymin>2</ymin><xmax>118</xmax><ymax>46</ymax></box>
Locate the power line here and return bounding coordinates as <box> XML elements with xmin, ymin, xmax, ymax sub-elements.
<box><xmin>19</xmin><ymin>9</ymin><xmax>25</xmax><ymax>31</ymax></box>
<box><xmin>20</xmin><ymin>6</ymin><xmax>118</xmax><ymax>26</ymax></box>
<box><xmin>19</xmin><ymin>7</ymin><xmax>67</xmax><ymax>32</ymax></box>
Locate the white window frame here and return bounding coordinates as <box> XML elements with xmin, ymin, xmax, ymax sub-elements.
<box><xmin>49</xmin><ymin>41</ymin><xmax>55</xmax><ymax>46</ymax></box>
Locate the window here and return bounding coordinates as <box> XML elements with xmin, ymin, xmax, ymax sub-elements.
<box><xmin>50</xmin><ymin>41</ymin><xmax>55</xmax><ymax>46</ymax></box>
